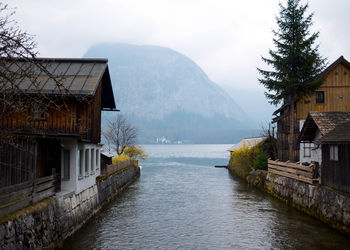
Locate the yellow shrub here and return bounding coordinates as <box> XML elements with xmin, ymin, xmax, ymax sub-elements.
<box><xmin>112</xmin><ymin>154</ymin><xmax>130</xmax><ymax>164</ymax></box>
<box><xmin>229</xmin><ymin>141</ymin><xmax>264</xmax><ymax>177</ymax></box>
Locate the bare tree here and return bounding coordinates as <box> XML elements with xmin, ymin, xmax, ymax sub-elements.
<box><xmin>103</xmin><ymin>115</ymin><xmax>137</xmax><ymax>155</ymax></box>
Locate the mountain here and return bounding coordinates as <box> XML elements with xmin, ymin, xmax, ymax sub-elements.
<box><xmin>84</xmin><ymin>43</ymin><xmax>258</xmax><ymax>143</ymax></box>
<box><xmin>221</xmin><ymin>85</ymin><xmax>276</xmax><ymax>124</ymax></box>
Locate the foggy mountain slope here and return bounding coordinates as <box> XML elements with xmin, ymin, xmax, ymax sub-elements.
<box><xmin>84</xmin><ymin>43</ymin><xmax>257</xmax><ymax>143</ymax></box>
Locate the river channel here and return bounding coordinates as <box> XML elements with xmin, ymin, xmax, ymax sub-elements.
<box><xmin>63</xmin><ymin>144</ymin><xmax>350</xmax><ymax>249</ymax></box>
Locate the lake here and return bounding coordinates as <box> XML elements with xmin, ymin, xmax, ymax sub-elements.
<box><xmin>63</xmin><ymin>144</ymin><xmax>350</xmax><ymax>249</ymax></box>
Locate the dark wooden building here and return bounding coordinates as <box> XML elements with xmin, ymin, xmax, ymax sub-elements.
<box><xmin>273</xmin><ymin>56</ymin><xmax>350</xmax><ymax>162</ymax></box>
<box><xmin>299</xmin><ymin>112</ymin><xmax>350</xmax><ymax>193</ymax></box>
<box><xmin>0</xmin><ymin>58</ymin><xmax>117</xmax><ymax>192</ymax></box>
<box><xmin>318</xmin><ymin>121</ymin><xmax>350</xmax><ymax>193</ymax></box>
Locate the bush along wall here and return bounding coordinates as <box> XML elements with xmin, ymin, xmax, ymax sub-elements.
<box><xmin>228</xmin><ymin>137</ymin><xmax>276</xmax><ymax>187</ymax></box>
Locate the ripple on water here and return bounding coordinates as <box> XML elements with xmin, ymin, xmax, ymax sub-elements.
<box><xmin>63</xmin><ymin>144</ymin><xmax>350</xmax><ymax>250</ymax></box>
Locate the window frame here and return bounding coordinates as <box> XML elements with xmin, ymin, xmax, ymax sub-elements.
<box><xmin>78</xmin><ymin>149</ymin><xmax>84</xmax><ymax>179</ymax></box>
<box><xmin>96</xmin><ymin>149</ymin><xmax>100</xmax><ymax>170</ymax></box>
<box><xmin>85</xmin><ymin>148</ymin><xmax>90</xmax><ymax>176</ymax></box>
<box><xmin>91</xmin><ymin>148</ymin><xmax>95</xmax><ymax>174</ymax></box>
<box><xmin>303</xmin><ymin>143</ymin><xmax>311</xmax><ymax>157</ymax></box>
<box><xmin>316</xmin><ymin>91</ymin><xmax>324</xmax><ymax>104</ymax></box>
<box><xmin>330</xmin><ymin>145</ymin><xmax>339</xmax><ymax>161</ymax></box>
<box><xmin>62</xmin><ymin>149</ymin><xmax>70</xmax><ymax>180</ymax></box>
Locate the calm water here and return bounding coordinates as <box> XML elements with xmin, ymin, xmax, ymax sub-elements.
<box><xmin>63</xmin><ymin>144</ymin><xmax>350</xmax><ymax>249</ymax></box>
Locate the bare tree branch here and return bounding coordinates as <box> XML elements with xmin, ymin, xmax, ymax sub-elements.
<box><xmin>103</xmin><ymin>115</ymin><xmax>137</xmax><ymax>155</ymax></box>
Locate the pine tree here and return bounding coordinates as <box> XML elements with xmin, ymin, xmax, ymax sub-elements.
<box><xmin>257</xmin><ymin>0</ymin><xmax>326</xmax><ymax>161</ymax></box>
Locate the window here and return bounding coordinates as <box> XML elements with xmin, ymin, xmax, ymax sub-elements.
<box><xmin>303</xmin><ymin>143</ymin><xmax>311</xmax><ymax>157</ymax></box>
<box><xmin>78</xmin><ymin>149</ymin><xmax>84</xmax><ymax>178</ymax></box>
<box><xmin>96</xmin><ymin>149</ymin><xmax>100</xmax><ymax>170</ymax></box>
<box><xmin>85</xmin><ymin>149</ymin><xmax>89</xmax><ymax>176</ymax></box>
<box><xmin>63</xmin><ymin>150</ymin><xmax>70</xmax><ymax>180</ymax></box>
<box><xmin>91</xmin><ymin>149</ymin><xmax>95</xmax><ymax>173</ymax></box>
<box><xmin>330</xmin><ymin>145</ymin><xmax>338</xmax><ymax>161</ymax></box>
<box><xmin>316</xmin><ymin>91</ymin><xmax>324</xmax><ymax>104</ymax></box>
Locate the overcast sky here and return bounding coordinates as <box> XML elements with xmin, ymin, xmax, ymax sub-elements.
<box><xmin>8</xmin><ymin>0</ymin><xmax>350</xmax><ymax>91</ymax></box>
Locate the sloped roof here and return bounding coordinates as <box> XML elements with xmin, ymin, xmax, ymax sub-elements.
<box><xmin>273</xmin><ymin>56</ymin><xmax>350</xmax><ymax>118</ymax></box>
<box><xmin>299</xmin><ymin>112</ymin><xmax>350</xmax><ymax>142</ymax></box>
<box><xmin>314</xmin><ymin>56</ymin><xmax>350</xmax><ymax>82</ymax></box>
<box><xmin>317</xmin><ymin>121</ymin><xmax>350</xmax><ymax>143</ymax></box>
<box><xmin>1</xmin><ymin>58</ymin><xmax>117</xmax><ymax>110</ymax></box>
<box><xmin>227</xmin><ymin>137</ymin><xmax>267</xmax><ymax>152</ymax></box>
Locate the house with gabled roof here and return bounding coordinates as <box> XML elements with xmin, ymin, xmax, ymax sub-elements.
<box><xmin>298</xmin><ymin>111</ymin><xmax>350</xmax><ymax>164</ymax></box>
<box><xmin>0</xmin><ymin>58</ymin><xmax>118</xmax><ymax>198</ymax></box>
<box><xmin>299</xmin><ymin>112</ymin><xmax>350</xmax><ymax>193</ymax></box>
<box><xmin>273</xmin><ymin>56</ymin><xmax>350</xmax><ymax>162</ymax></box>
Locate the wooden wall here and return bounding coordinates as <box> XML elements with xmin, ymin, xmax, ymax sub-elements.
<box><xmin>0</xmin><ymin>80</ymin><xmax>103</xmax><ymax>144</ymax></box>
<box><xmin>297</xmin><ymin>64</ymin><xmax>350</xmax><ymax>120</ymax></box>
<box><xmin>322</xmin><ymin>144</ymin><xmax>350</xmax><ymax>193</ymax></box>
<box><xmin>0</xmin><ymin>138</ymin><xmax>36</xmax><ymax>188</ymax></box>
<box><xmin>276</xmin><ymin>112</ymin><xmax>300</xmax><ymax>162</ymax></box>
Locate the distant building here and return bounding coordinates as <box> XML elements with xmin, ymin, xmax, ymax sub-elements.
<box><xmin>273</xmin><ymin>56</ymin><xmax>350</xmax><ymax>162</ymax></box>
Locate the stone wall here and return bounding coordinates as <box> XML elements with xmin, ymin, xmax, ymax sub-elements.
<box><xmin>266</xmin><ymin>173</ymin><xmax>350</xmax><ymax>234</ymax></box>
<box><xmin>228</xmin><ymin>162</ymin><xmax>350</xmax><ymax>235</ymax></box>
<box><xmin>0</xmin><ymin>163</ymin><xmax>140</xmax><ymax>249</ymax></box>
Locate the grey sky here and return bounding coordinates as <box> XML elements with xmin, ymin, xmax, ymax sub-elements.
<box><xmin>8</xmin><ymin>0</ymin><xmax>350</xmax><ymax>91</ymax></box>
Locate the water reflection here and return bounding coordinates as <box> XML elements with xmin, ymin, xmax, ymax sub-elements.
<box><xmin>63</xmin><ymin>144</ymin><xmax>350</xmax><ymax>249</ymax></box>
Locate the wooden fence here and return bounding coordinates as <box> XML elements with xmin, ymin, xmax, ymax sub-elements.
<box><xmin>268</xmin><ymin>159</ymin><xmax>319</xmax><ymax>184</ymax></box>
<box><xmin>0</xmin><ymin>173</ymin><xmax>58</xmax><ymax>217</ymax></box>
<box><xmin>101</xmin><ymin>159</ymin><xmax>137</xmax><ymax>177</ymax></box>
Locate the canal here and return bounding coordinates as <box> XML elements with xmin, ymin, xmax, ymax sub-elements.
<box><xmin>63</xmin><ymin>144</ymin><xmax>350</xmax><ymax>249</ymax></box>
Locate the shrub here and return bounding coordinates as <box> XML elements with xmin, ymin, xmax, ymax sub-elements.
<box><xmin>253</xmin><ymin>152</ymin><xmax>268</xmax><ymax>170</ymax></box>
<box><xmin>112</xmin><ymin>154</ymin><xmax>130</xmax><ymax>164</ymax></box>
<box><xmin>123</xmin><ymin>146</ymin><xmax>148</xmax><ymax>160</ymax></box>
<box><xmin>229</xmin><ymin>141</ymin><xmax>268</xmax><ymax>177</ymax></box>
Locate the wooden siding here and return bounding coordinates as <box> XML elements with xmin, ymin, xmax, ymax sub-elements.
<box><xmin>277</xmin><ymin>63</ymin><xmax>350</xmax><ymax>162</ymax></box>
<box><xmin>276</xmin><ymin>112</ymin><xmax>300</xmax><ymax>162</ymax></box>
<box><xmin>297</xmin><ymin>64</ymin><xmax>350</xmax><ymax>120</ymax></box>
<box><xmin>322</xmin><ymin>144</ymin><xmax>350</xmax><ymax>193</ymax></box>
<box><xmin>0</xmin><ymin>138</ymin><xmax>37</xmax><ymax>188</ymax></box>
<box><xmin>0</xmin><ymin>80</ymin><xmax>103</xmax><ymax>143</ymax></box>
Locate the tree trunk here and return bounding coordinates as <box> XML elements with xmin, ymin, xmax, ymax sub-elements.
<box><xmin>288</xmin><ymin>96</ymin><xmax>296</xmax><ymax>162</ymax></box>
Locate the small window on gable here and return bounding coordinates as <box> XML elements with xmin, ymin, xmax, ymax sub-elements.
<box><xmin>335</xmin><ymin>71</ymin><xmax>338</xmax><ymax>75</ymax></box>
<box><xmin>344</xmin><ymin>71</ymin><xmax>347</xmax><ymax>75</ymax></box>
<box><xmin>316</xmin><ymin>91</ymin><xmax>324</xmax><ymax>104</ymax></box>
<box><xmin>330</xmin><ymin>145</ymin><xmax>338</xmax><ymax>161</ymax></box>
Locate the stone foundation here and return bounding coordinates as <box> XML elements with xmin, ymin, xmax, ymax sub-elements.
<box><xmin>266</xmin><ymin>173</ymin><xmax>350</xmax><ymax>234</ymax></box>
<box><xmin>0</xmin><ymin>164</ymin><xmax>140</xmax><ymax>249</ymax></box>
<box><xmin>228</xmin><ymin>163</ymin><xmax>350</xmax><ymax>235</ymax></box>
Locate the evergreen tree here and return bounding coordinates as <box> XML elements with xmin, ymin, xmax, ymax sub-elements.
<box><xmin>257</xmin><ymin>0</ymin><xmax>326</xmax><ymax>161</ymax></box>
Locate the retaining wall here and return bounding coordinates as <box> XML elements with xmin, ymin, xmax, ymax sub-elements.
<box><xmin>266</xmin><ymin>173</ymin><xmax>350</xmax><ymax>234</ymax></box>
<box><xmin>0</xmin><ymin>163</ymin><xmax>140</xmax><ymax>249</ymax></box>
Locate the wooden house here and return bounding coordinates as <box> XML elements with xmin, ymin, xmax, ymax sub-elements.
<box><xmin>299</xmin><ymin>114</ymin><xmax>350</xmax><ymax>193</ymax></box>
<box><xmin>0</xmin><ymin>58</ymin><xmax>117</xmax><ymax>195</ymax></box>
<box><xmin>298</xmin><ymin>112</ymin><xmax>350</xmax><ymax>164</ymax></box>
<box><xmin>273</xmin><ymin>56</ymin><xmax>350</xmax><ymax>162</ymax></box>
<box><xmin>317</xmin><ymin>121</ymin><xmax>350</xmax><ymax>193</ymax></box>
